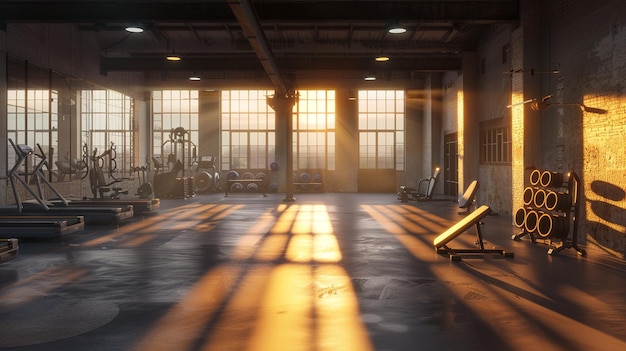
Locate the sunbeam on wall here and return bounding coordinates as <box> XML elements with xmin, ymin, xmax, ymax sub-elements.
<box><xmin>582</xmin><ymin>94</ymin><xmax>626</xmax><ymax>258</ymax></box>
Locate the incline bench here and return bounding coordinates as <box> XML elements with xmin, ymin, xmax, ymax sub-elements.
<box><xmin>433</xmin><ymin>205</ymin><xmax>514</xmax><ymax>261</ymax></box>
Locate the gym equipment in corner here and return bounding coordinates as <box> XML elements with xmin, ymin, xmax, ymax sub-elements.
<box><xmin>433</xmin><ymin>205</ymin><xmax>514</xmax><ymax>261</ymax></box>
<box><xmin>397</xmin><ymin>168</ymin><xmax>440</xmax><ymax>202</ymax></box>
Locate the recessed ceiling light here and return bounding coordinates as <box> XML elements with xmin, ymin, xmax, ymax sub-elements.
<box><xmin>388</xmin><ymin>24</ymin><xmax>406</xmax><ymax>34</ymax></box>
<box><xmin>125</xmin><ymin>25</ymin><xmax>144</xmax><ymax>33</ymax></box>
<box><xmin>375</xmin><ymin>55</ymin><xmax>390</xmax><ymax>62</ymax></box>
<box><xmin>189</xmin><ymin>75</ymin><xmax>201</xmax><ymax>81</ymax></box>
<box><xmin>364</xmin><ymin>75</ymin><xmax>377</xmax><ymax>81</ymax></box>
<box><xmin>166</xmin><ymin>53</ymin><xmax>181</xmax><ymax>61</ymax></box>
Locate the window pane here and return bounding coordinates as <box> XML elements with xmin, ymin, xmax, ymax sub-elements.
<box><xmin>357</xmin><ymin>90</ymin><xmax>405</xmax><ymax>170</ymax></box>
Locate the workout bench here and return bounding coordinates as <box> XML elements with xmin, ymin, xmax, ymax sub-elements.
<box><xmin>433</xmin><ymin>205</ymin><xmax>514</xmax><ymax>261</ymax></box>
<box><xmin>458</xmin><ymin>180</ymin><xmax>479</xmax><ymax>215</ymax></box>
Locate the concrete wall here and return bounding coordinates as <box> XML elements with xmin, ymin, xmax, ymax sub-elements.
<box><xmin>475</xmin><ymin>25</ymin><xmax>515</xmax><ymax>213</ymax></box>
<box><xmin>334</xmin><ymin>89</ymin><xmax>359</xmax><ymax>192</ymax></box>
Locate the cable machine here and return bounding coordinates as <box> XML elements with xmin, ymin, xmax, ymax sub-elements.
<box><xmin>153</xmin><ymin>127</ymin><xmax>196</xmax><ymax>198</ymax></box>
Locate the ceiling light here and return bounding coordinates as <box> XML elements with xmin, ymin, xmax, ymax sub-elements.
<box><xmin>188</xmin><ymin>75</ymin><xmax>201</xmax><ymax>81</ymax></box>
<box><xmin>166</xmin><ymin>52</ymin><xmax>181</xmax><ymax>61</ymax></box>
<box><xmin>125</xmin><ymin>25</ymin><xmax>144</xmax><ymax>33</ymax></box>
<box><xmin>364</xmin><ymin>75</ymin><xmax>377</xmax><ymax>81</ymax></box>
<box><xmin>375</xmin><ymin>55</ymin><xmax>390</xmax><ymax>62</ymax></box>
<box><xmin>388</xmin><ymin>24</ymin><xmax>407</xmax><ymax>34</ymax></box>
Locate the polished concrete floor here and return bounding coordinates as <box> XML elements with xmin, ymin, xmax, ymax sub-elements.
<box><xmin>1</xmin><ymin>193</ymin><xmax>625</xmax><ymax>351</ymax></box>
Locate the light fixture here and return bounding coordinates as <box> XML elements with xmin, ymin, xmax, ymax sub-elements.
<box><xmin>347</xmin><ymin>90</ymin><xmax>357</xmax><ymax>101</ymax></box>
<box><xmin>388</xmin><ymin>23</ymin><xmax>406</xmax><ymax>34</ymax></box>
<box><xmin>166</xmin><ymin>52</ymin><xmax>181</xmax><ymax>61</ymax></box>
<box><xmin>375</xmin><ymin>54</ymin><xmax>390</xmax><ymax>62</ymax></box>
<box><xmin>188</xmin><ymin>74</ymin><xmax>201</xmax><ymax>81</ymax></box>
<box><xmin>165</xmin><ymin>40</ymin><xmax>181</xmax><ymax>61</ymax></box>
<box><xmin>125</xmin><ymin>25</ymin><xmax>144</xmax><ymax>33</ymax></box>
<box><xmin>364</xmin><ymin>74</ymin><xmax>377</xmax><ymax>81</ymax></box>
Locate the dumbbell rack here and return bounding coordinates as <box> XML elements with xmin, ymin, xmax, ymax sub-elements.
<box><xmin>512</xmin><ymin>170</ymin><xmax>586</xmax><ymax>257</ymax></box>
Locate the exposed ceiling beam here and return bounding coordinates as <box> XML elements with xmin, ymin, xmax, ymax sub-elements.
<box><xmin>228</xmin><ymin>0</ymin><xmax>289</xmax><ymax>95</ymax></box>
<box><xmin>100</xmin><ymin>56</ymin><xmax>461</xmax><ymax>73</ymax></box>
<box><xmin>0</xmin><ymin>1</ymin><xmax>519</xmax><ymax>23</ymax></box>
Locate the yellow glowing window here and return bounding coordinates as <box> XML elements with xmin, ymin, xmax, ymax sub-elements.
<box><xmin>358</xmin><ymin>90</ymin><xmax>405</xmax><ymax>170</ymax></box>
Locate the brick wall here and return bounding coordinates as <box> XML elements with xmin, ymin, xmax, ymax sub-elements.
<box><xmin>543</xmin><ymin>0</ymin><xmax>626</xmax><ymax>257</ymax></box>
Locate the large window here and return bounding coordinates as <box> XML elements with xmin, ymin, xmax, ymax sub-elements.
<box><xmin>7</xmin><ymin>89</ymin><xmax>57</xmax><ymax>155</ymax></box>
<box><xmin>293</xmin><ymin>90</ymin><xmax>336</xmax><ymax>170</ymax></box>
<box><xmin>6</xmin><ymin>55</ymin><xmax>135</xmax><ymax>183</ymax></box>
<box><xmin>82</xmin><ymin>89</ymin><xmax>135</xmax><ymax>174</ymax></box>
<box><xmin>152</xmin><ymin>90</ymin><xmax>199</xmax><ymax>167</ymax></box>
<box><xmin>6</xmin><ymin>58</ymin><xmax>59</xmax><ymax>177</ymax></box>
<box><xmin>221</xmin><ymin>90</ymin><xmax>276</xmax><ymax>170</ymax></box>
<box><xmin>358</xmin><ymin>90</ymin><xmax>405</xmax><ymax>170</ymax></box>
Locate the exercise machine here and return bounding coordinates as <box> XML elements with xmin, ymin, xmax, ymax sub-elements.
<box><xmin>86</xmin><ymin>142</ymin><xmax>129</xmax><ymax>199</ymax></box>
<box><xmin>153</xmin><ymin>127</ymin><xmax>196</xmax><ymax>198</ymax></box>
<box><xmin>134</xmin><ymin>159</ymin><xmax>154</xmax><ymax>199</ymax></box>
<box><xmin>0</xmin><ymin>139</ymin><xmax>133</xmax><ymax>225</ymax></box>
<box><xmin>0</xmin><ymin>215</ymin><xmax>85</xmax><ymax>238</ymax></box>
<box><xmin>398</xmin><ymin>168</ymin><xmax>440</xmax><ymax>202</ymax></box>
<box><xmin>54</xmin><ymin>157</ymin><xmax>87</xmax><ymax>181</ymax></box>
<box><xmin>0</xmin><ymin>140</ymin><xmax>85</xmax><ymax>237</ymax></box>
<box><xmin>152</xmin><ymin>156</ymin><xmax>194</xmax><ymax>198</ymax></box>
<box><xmin>433</xmin><ymin>205</ymin><xmax>514</xmax><ymax>261</ymax></box>
<box><xmin>458</xmin><ymin>180</ymin><xmax>479</xmax><ymax>215</ymax></box>
<box><xmin>73</xmin><ymin>143</ymin><xmax>160</xmax><ymax>215</ymax></box>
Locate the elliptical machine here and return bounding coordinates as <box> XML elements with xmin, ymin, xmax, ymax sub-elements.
<box><xmin>134</xmin><ymin>156</ymin><xmax>154</xmax><ymax>199</ymax></box>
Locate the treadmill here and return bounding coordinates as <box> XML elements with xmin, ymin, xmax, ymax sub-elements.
<box><xmin>1</xmin><ymin>140</ymin><xmax>134</xmax><ymax>225</ymax></box>
<box><xmin>0</xmin><ymin>216</ymin><xmax>85</xmax><ymax>239</ymax></box>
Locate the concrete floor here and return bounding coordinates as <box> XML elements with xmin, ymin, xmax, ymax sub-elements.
<box><xmin>1</xmin><ymin>193</ymin><xmax>625</xmax><ymax>351</ymax></box>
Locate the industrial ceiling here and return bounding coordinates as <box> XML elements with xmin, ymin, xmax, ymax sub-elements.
<box><xmin>1</xmin><ymin>0</ymin><xmax>520</xmax><ymax>91</ymax></box>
